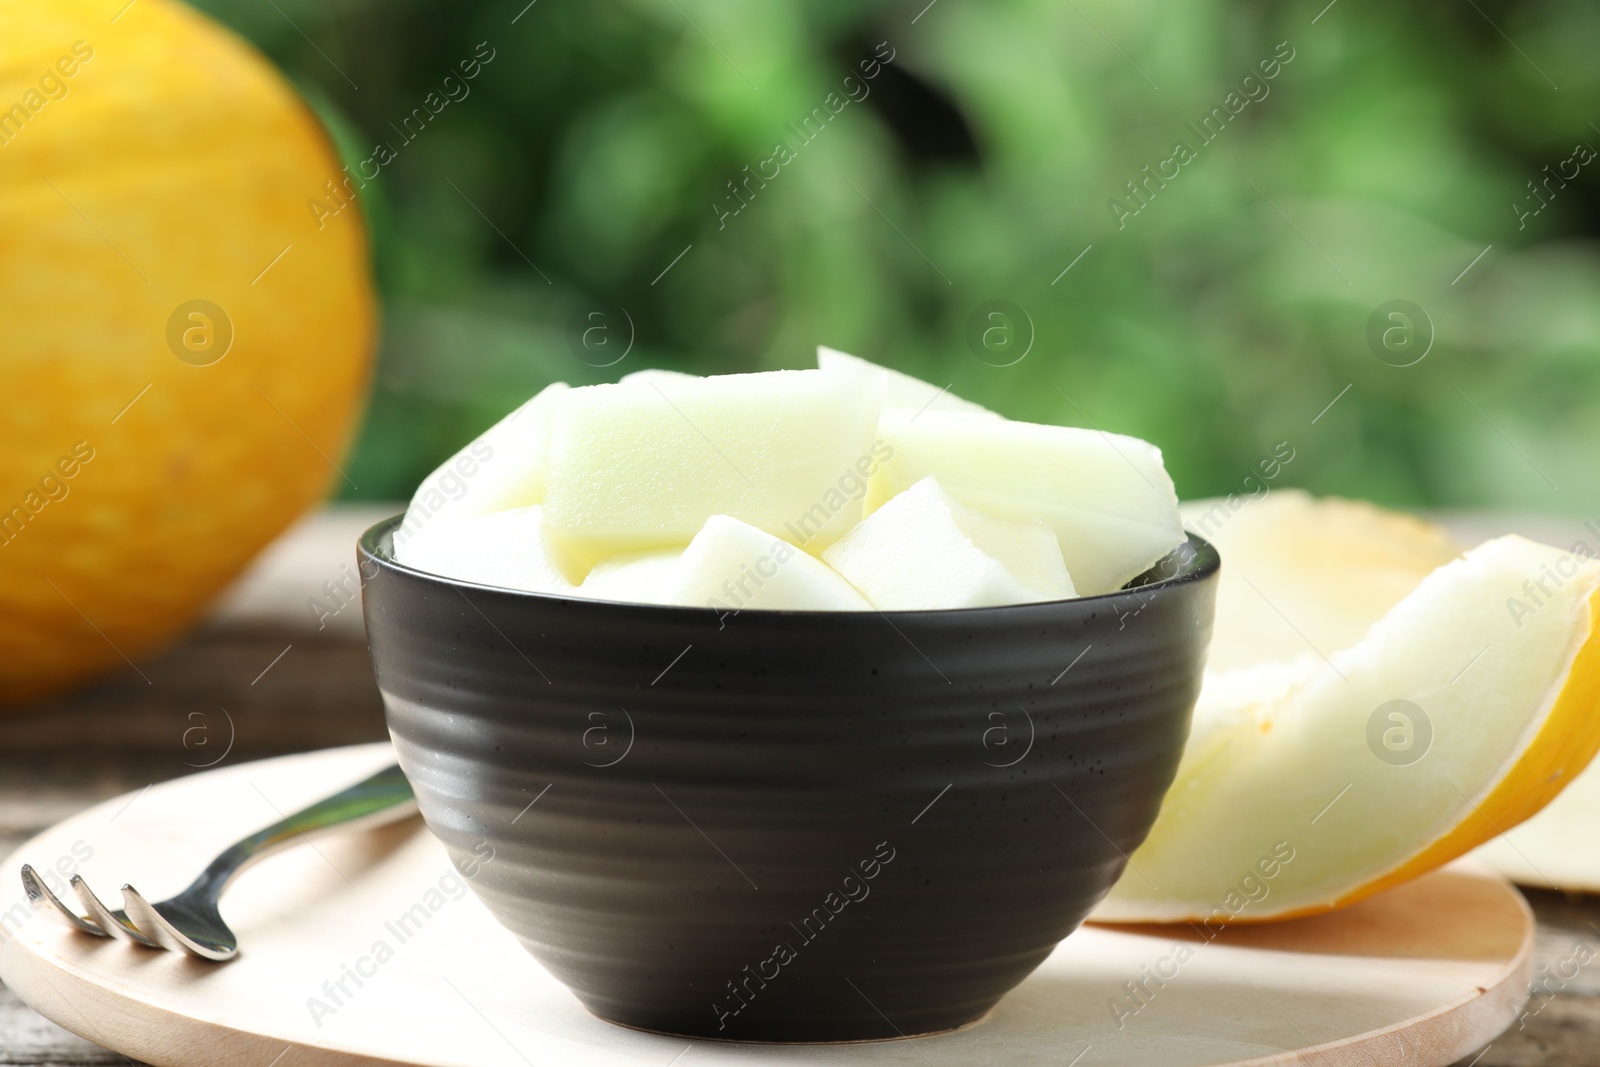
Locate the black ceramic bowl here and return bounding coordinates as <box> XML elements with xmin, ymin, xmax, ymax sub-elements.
<box><xmin>359</xmin><ymin>517</ymin><xmax>1217</xmax><ymax>1042</ymax></box>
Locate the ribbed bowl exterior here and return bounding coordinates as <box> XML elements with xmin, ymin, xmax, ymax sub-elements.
<box><xmin>360</xmin><ymin>519</ymin><xmax>1217</xmax><ymax>1042</ymax></box>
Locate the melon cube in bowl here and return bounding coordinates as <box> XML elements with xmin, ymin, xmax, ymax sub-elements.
<box><xmin>393</xmin><ymin>506</ymin><xmax>571</xmax><ymax>595</ymax></box>
<box><xmin>824</xmin><ymin>477</ymin><xmax>1075</xmax><ymax>610</ymax></box>
<box><xmin>816</xmin><ymin>346</ymin><xmax>995</xmax><ymax>418</ymax></box>
<box><xmin>542</xmin><ymin>370</ymin><xmax>880</xmax><ymax>578</ymax></box>
<box><xmin>868</xmin><ymin>412</ymin><xmax>1184</xmax><ymax>596</ymax></box>
<box><xmin>402</xmin><ymin>383</ymin><xmax>568</xmax><ymax>530</ymax></box>
<box><xmin>661</xmin><ymin>515</ymin><xmax>870</xmax><ymax>613</ymax></box>
<box><xmin>577</xmin><ymin>549</ymin><xmax>685</xmax><ymax>605</ymax></box>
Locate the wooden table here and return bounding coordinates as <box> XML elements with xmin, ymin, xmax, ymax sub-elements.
<box><xmin>2</xmin><ymin>506</ymin><xmax>1597</xmax><ymax>1066</ymax></box>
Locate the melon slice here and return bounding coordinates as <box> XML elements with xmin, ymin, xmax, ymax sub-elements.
<box><xmin>823</xmin><ymin>477</ymin><xmax>1074</xmax><ymax>610</ymax></box>
<box><xmin>577</xmin><ymin>549</ymin><xmax>684</xmax><ymax>605</ymax></box>
<box><xmin>1094</xmin><ymin>534</ymin><xmax>1600</xmax><ymax>923</ymax></box>
<box><xmin>660</xmin><ymin>515</ymin><xmax>870</xmax><ymax>612</ymax></box>
<box><xmin>1181</xmin><ymin>491</ymin><xmax>1461</xmax><ymax>671</ymax></box>
<box><xmin>541</xmin><ymin>370</ymin><xmax>880</xmax><ymax>579</ymax></box>
<box><xmin>393</xmin><ymin>506</ymin><xmax>571</xmax><ymax>595</ymax></box>
<box><xmin>867</xmin><ymin>411</ymin><xmax>1183</xmax><ymax>595</ymax></box>
<box><xmin>402</xmin><ymin>383</ymin><xmax>569</xmax><ymax>529</ymax></box>
<box><xmin>816</xmin><ymin>346</ymin><xmax>994</xmax><ymax>417</ymax></box>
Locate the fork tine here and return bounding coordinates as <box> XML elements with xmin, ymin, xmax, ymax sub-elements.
<box><xmin>121</xmin><ymin>886</ymin><xmax>236</xmax><ymax>961</ymax></box>
<box><xmin>70</xmin><ymin>874</ymin><xmax>159</xmax><ymax>948</ymax></box>
<box><xmin>20</xmin><ymin>864</ymin><xmax>107</xmax><ymax>938</ymax></box>
<box><xmin>119</xmin><ymin>887</ymin><xmax>179</xmax><ymax>952</ymax></box>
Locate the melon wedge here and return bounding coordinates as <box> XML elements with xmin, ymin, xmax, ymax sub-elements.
<box><xmin>541</xmin><ymin>370</ymin><xmax>881</xmax><ymax>580</ymax></box>
<box><xmin>1095</xmin><ymin>534</ymin><xmax>1600</xmax><ymax>923</ymax></box>
<box><xmin>1181</xmin><ymin>491</ymin><xmax>1461</xmax><ymax>671</ymax></box>
<box><xmin>867</xmin><ymin>411</ymin><xmax>1183</xmax><ymax>595</ymax></box>
<box><xmin>402</xmin><ymin>383</ymin><xmax>569</xmax><ymax>529</ymax></box>
<box><xmin>816</xmin><ymin>346</ymin><xmax>994</xmax><ymax>417</ymax></box>
<box><xmin>823</xmin><ymin>477</ymin><xmax>1074</xmax><ymax>609</ymax></box>
<box><xmin>393</xmin><ymin>506</ymin><xmax>571</xmax><ymax>595</ymax></box>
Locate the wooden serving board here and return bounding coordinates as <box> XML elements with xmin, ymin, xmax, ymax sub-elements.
<box><xmin>0</xmin><ymin>745</ymin><xmax>1531</xmax><ymax>1066</ymax></box>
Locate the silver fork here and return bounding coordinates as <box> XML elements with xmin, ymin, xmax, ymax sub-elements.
<box><xmin>20</xmin><ymin>763</ymin><xmax>417</xmax><ymax>961</ymax></box>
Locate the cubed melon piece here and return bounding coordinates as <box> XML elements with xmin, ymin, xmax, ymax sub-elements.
<box><xmin>393</xmin><ymin>506</ymin><xmax>571</xmax><ymax>594</ymax></box>
<box><xmin>817</xmin><ymin>346</ymin><xmax>994</xmax><ymax>417</ymax></box>
<box><xmin>542</xmin><ymin>370</ymin><xmax>880</xmax><ymax>579</ymax></box>
<box><xmin>867</xmin><ymin>412</ymin><xmax>1183</xmax><ymax>595</ymax></box>
<box><xmin>823</xmin><ymin>477</ymin><xmax>1075</xmax><ymax>609</ymax></box>
<box><xmin>620</xmin><ymin>368</ymin><xmax>698</xmax><ymax>386</ymax></box>
<box><xmin>577</xmin><ymin>549</ymin><xmax>685</xmax><ymax>605</ymax></box>
<box><xmin>402</xmin><ymin>383</ymin><xmax>569</xmax><ymax>529</ymax></box>
<box><xmin>659</xmin><ymin>515</ymin><xmax>871</xmax><ymax>612</ymax></box>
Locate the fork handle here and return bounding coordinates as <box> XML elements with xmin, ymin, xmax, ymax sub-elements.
<box><xmin>182</xmin><ymin>763</ymin><xmax>417</xmax><ymax>901</ymax></box>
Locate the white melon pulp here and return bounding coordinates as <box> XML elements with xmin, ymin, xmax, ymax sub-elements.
<box><xmin>1095</xmin><ymin>535</ymin><xmax>1600</xmax><ymax>923</ymax></box>
<box><xmin>659</xmin><ymin>515</ymin><xmax>870</xmax><ymax>612</ymax></box>
<box><xmin>816</xmin><ymin>346</ymin><xmax>994</xmax><ymax>417</ymax></box>
<box><xmin>401</xmin><ymin>383</ymin><xmax>569</xmax><ymax>534</ymax></box>
<box><xmin>867</xmin><ymin>411</ymin><xmax>1183</xmax><ymax>596</ymax></box>
<box><xmin>1181</xmin><ymin>490</ymin><xmax>1461</xmax><ymax>671</ymax></box>
<box><xmin>541</xmin><ymin>370</ymin><xmax>881</xmax><ymax>580</ymax></box>
<box><xmin>577</xmin><ymin>549</ymin><xmax>685</xmax><ymax>605</ymax></box>
<box><xmin>823</xmin><ymin>477</ymin><xmax>1074</xmax><ymax>610</ymax></box>
<box><xmin>619</xmin><ymin>368</ymin><xmax>698</xmax><ymax>386</ymax></box>
<box><xmin>393</xmin><ymin>506</ymin><xmax>571</xmax><ymax>595</ymax></box>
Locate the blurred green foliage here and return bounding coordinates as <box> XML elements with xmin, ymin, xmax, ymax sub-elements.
<box><xmin>190</xmin><ymin>0</ymin><xmax>1600</xmax><ymax>512</ymax></box>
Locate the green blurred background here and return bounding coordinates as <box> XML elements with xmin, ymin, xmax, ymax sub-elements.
<box><xmin>190</xmin><ymin>0</ymin><xmax>1599</xmax><ymax>513</ymax></box>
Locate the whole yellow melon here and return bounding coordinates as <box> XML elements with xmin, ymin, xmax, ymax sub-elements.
<box><xmin>0</xmin><ymin>0</ymin><xmax>374</xmax><ymax>706</ymax></box>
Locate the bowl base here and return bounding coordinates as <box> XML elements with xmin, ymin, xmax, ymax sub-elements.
<box><xmin>587</xmin><ymin>1003</ymin><xmax>997</xmax><ymax>1045</ymax></box>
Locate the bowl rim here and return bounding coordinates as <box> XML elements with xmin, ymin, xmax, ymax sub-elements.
<box><xmin>358</xmin><ymin>514</ymin><xmax>1218</xmax><ymax>620</ymax></box>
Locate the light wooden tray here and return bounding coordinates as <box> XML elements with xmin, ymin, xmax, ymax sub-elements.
<box><xmin>0</xmin><ymin>744</ymin><xmax>1531</xmax><ymax>1066</ymax></box>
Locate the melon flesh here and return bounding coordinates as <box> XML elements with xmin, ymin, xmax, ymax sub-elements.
<box><xmin>620</xmin><ymin>368</ymin><xmax>698</xmax><ymax>386</ymax></box>
<box><xmin>541</xmin><ymin>370</ymin><xmax>880</xmax><ymax>579</ymax></box>
<box><xmin>1095</xmin><ymin>534</ymin><xmax>1600</xmax><ymax>922</ymax></box>
<box><xmin>403</xmin><ymin>383</ymin><xmax>569</xmax><ymax>528</ymax></box>
<box><xmin>1181</xmin><ymin>491</ymin><xmax>1461</xmax><ymax>671</ymax></box>
<box><xmin>824</xmin><ymin>477</ymin><xmax>1074</xmax><ymax>610</ymax></box>
<box><xmin>393</xmin><ymin>506</ymin><xmax>571</xmax><ymax>595</ymax></box>
<box><xmin>659</xmin><ymin>515</ymin><xmax>870</xmax><ymax>612</ymax></box>
<box><xmin>867</xmin><ymin>411</ymin><xmax>1183</xmax><ymax>595</ymax></box>
<box><xmin>817</xmin><ymin>346</ymin><xmax>994</xmax><ymax>417</ymax></box>
<box><xmin>577</xmin><ymin>549</ymin><xmax>684</xmax><ymax>605</ymax></box>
